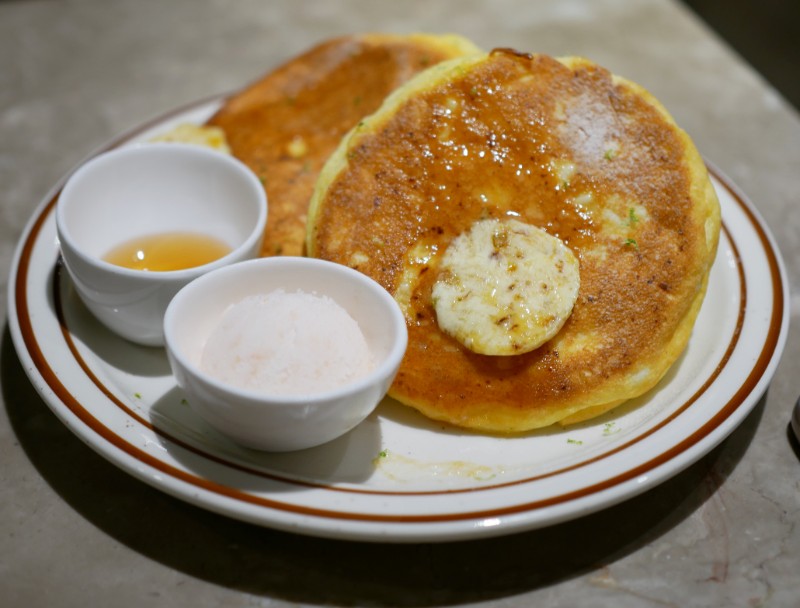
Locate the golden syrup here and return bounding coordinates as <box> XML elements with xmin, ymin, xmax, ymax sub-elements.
<box><xmin>103</xmin><ymin>231</ymin><xmax>232</xmax><ymax>271</ymax></box>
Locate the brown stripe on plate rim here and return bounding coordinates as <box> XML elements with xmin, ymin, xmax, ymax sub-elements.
<box><xmin>47</xmin><ymin>216</ymin><xmax>744</xmax><ymax>498</ymax></box>
<box><xmin>10</xmin><ymin>110</ymin><xmax>784</xmax><ymax>522</ymax></box>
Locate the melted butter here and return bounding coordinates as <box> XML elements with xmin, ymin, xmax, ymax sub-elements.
<box><xmin>103</xmin><ymin>231</ymin><xmax>231</xmax><ymax>271</ymax></box>
<box><xmin>373</xmin><ymin>449</ymin><xmax>501</xmax><ymax>483</ymax></box>
<box><xmin>149</xmin><ymin>123</ymin><xmax>231</xmax><ymax>154</ymax></box>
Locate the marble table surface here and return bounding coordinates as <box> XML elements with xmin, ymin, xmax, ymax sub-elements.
<box><xmin>2</xmin><ymin>0</ymin><xmax>798</xmax><ymax>606</ymax></box>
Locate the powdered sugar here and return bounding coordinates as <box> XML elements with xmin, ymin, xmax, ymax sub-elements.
<box><xmin>557</xmin><ymin>91</ymin><xmax>618</xmax><ymax>165</ymax></box>
<box><xmin>200</xmin><ymin>289</ymin><xmax>375</xmax><ymax>395</ymax></box>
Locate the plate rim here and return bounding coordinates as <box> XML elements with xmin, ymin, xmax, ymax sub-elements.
<box><xmin>6</xmin><ymin>99</ymin><xmax>790</xmax><ymax>542</ymax></box>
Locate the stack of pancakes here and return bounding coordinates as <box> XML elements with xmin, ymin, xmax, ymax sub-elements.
<box><xmin>210</xmin><ymin>36</ymin><xmax>720</xmax><ymax>433</ymax></box>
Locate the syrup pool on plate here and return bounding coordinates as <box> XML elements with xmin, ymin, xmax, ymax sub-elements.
<box><xmin>103</xmin><ymin>231</ymin><xmax>231</xmax><ymax>271</ymax></box>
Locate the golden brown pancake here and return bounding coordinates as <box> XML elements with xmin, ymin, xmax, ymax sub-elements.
<box><xmin>207</xmin><ymin>33</ymin><xmax>480</xmax><ymax>256</ymax></box>
<box><xmin>307</xmin><ymin>49</ymin><xmax>720</xmax><ymax>432</ymax></box>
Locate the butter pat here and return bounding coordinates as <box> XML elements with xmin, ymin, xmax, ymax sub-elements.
<box><xmin>200</xmin><ymin>290</ymin><xmax>375</xmax><ymax>395</ymax></box>
<box><xmin>432</xmin><ymin>218</ymin><xmax>580</xmax><ymax>355</ymax></box>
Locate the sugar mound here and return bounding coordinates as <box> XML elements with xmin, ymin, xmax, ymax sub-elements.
<box><xmin>201</xmin><ymin>290</ymin><xmax>375</xmax><ymax>395</ymax></box>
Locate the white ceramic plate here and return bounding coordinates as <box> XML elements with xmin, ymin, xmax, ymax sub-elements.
<box><xmin>7</xmin><ymin>99</ymin><xmax>789</xmax><ymax>543</ymax></box>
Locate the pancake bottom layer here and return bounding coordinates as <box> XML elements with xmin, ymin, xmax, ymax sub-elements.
<box><xmin>208</xmin><ymin>33</ymin><xmax>480</xmax><ymax>256</ymax></box>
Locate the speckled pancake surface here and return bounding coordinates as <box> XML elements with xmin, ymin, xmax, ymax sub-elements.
<box><xmin>207</xmin><ymin>33</ymin><xmax>480</xmax><ymax>256</ymax></box>
<box><xmin>308</xmin><ymin>50</ymin><xmax>720</xmax><ymax>432</ymax></box>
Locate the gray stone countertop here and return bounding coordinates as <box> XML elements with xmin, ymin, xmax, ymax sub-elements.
<box><xmin>1</xmin><ymin>1</ymin><xmax>798</xmax><ymax>606</ymax></box>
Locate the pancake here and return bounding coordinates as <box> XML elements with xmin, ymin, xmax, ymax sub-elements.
<box><xmin>207</xmin><ymin>33</ymin><xmax>480</xmax><ymax>256</ymax></box>
<box><xmin>307</xmin><ymin>49</ymin><xmax>720</xmax><ymax>432</ymax></box>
